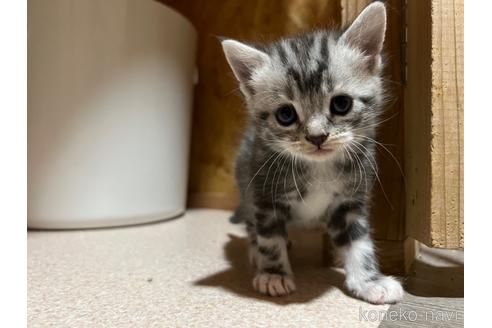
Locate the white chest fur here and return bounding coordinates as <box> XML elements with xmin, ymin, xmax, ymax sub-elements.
<box><xmin>289</xmin><ymin>174</ymin><xmax>341</xmax><ymax>228</ymax></box>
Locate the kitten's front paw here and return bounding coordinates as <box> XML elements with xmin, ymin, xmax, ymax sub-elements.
<box><xmin>351</xmin><ymin>276</ymin><xmax>403</xmax><ymax>304</ymax></box>
<box><xmin>253</xmin><ymin>273</ymin><xmax>296</xmax><ymax>296</ymax></box>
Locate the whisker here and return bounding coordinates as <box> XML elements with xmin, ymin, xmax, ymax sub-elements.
<box><xmin>263</xmin><ymin>151</ymin><xmax>285</xmax><ymax>195</ymax></box>
<box><xmin>350</xmin><ymin>140</ymin><xmax>394</xmax><ymax>210</ymax></box>
<box><xmin>352</xmin><ymin>134</ymin><xmax>406</xmax><ymax>188</ymax></box>
<box><xmin>295</xmin><ymin>155</ymin><xmax>312</xmax><ymax>187</ymax></box>
<box><xmin>273</xmin><ymin>153</ymin><xmax>290</xmax><ymax>218</ymax></box>
<box><xmin>346</xmin><ymin>144</ymin><xmax>366</xmax><ymax>193</ymax></box>
<box><xmin>245</xmin><ymin>151</ymin><xmax>278</xmax><ymax>193</ymax></box>
<box><xmin>341</xmin><ymin>145</ymin><xmax>357</xmax><ymax>195</ymax></box>
<box><xmin>351</xmin><ymin>111</ymin><xmax>400</xmax><ymax>133</ymax></box>
<box><xmin>283</xmin><ymin>158</ymin><xmax>293</xmax><ymax>206</ymax></box>
<box><xmin>292</xmin><ymin>155</ymin><xmax>305</xmax><ymax>204</ymax></box>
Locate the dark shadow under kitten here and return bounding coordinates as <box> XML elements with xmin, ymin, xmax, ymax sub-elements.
<box><xmin>194</xmin><ymin>233</ymin><xmax>351</xmax><ymax>305</ymax></box>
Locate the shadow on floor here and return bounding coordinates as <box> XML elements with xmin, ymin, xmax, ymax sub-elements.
<box><xmin>404</xmin><ymin>262</ymin><xmax>464</xmax><ymax>298</ymax></box>
<box><xmin>194</xmin><ymin>233</ymin><xmax>354</xmax><ymax>305</ymax></box>
<box><xmin>403</xmin><ymin>243</ymin><xmax>464</xmax><ymax>298</ymax></box>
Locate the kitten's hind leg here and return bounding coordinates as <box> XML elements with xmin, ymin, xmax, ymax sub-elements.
<box><xmin>327</xmin><ymin>202</ymin><xmax>403</xmax><ymax>304</ymax></box>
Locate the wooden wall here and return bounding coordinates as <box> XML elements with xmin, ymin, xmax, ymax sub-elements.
<box><xmin>405</xmin><ymin>0</ymin><xmax>464</xmax><ymax>248</ymax></box>
<box><xmin>161</xmin><ymin>0</ymin><xmax>406</xmax><ymax>247</ymax></box>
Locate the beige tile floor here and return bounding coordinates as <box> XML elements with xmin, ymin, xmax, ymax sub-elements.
<box><xmin>27</xmin><ymin>209</ymin><xmax>463</xmax><ymax>327</ymax></box>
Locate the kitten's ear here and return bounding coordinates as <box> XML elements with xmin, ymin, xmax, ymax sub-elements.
<box><xmin>221</xmin><ymin>39</ymin><xmax>269</xmax><ymax>91</ymax></box>
<box><xmin>339</xmin><ymin>2</ymin><xmax>386</xmax><ymax>65</ymax></box>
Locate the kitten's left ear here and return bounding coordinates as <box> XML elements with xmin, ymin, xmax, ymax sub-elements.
<box><xmin>221</xmin><ymin>39</ymin><xmax>270</xmax><ymax>95</ymax></box>
<box><xmin>339</xmin><ymin>2</ymin><xmax>386</xmax><ymax>68</ymax></box>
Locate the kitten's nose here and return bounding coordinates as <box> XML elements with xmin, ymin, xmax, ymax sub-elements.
<box><xmin>306</xmin><ymin>134</ymin><xmax>328</xmax><ymax>147</ymax></box>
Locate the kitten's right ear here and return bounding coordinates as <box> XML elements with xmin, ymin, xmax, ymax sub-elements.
<box><xmin>221</xmin><ymin>39</ymin><xmax>269</xmax><ymax>91</ymax></box>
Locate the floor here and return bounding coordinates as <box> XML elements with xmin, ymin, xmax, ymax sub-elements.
<box><xmin>382</xmin><ymin>243</ymin><xmax>464</xmax><ymax>328</ymax></box>
<box><xmin>28</xmin><ymin>209</ymin><xmax>463</xmax><ymax>327</ymax></box>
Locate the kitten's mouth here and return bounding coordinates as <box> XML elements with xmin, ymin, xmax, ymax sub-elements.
<box><xmin>296</xmin><ymin>140</ymin><xmax>347</xmax><ymax>160</ymax></box>
<box><xmin>303</xmin><ymin>141</ymin><xmax>346</xmax><ymax>158</ymax></box>
<box><xmin>309</xmin><ymin>147</ymin><xmax>334</xmax><ymax>155</ymax></box>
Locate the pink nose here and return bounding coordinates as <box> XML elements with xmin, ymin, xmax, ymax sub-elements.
<box><xmin>306</xmin><ymin>134</ymin><xmax>328</xmax><ymax>147</ymax></box>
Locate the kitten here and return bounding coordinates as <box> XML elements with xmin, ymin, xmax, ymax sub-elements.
<box><xmin>221</xmin><ymin>2</ymin><xmax>403</xmax><ymax>304</ymax></box>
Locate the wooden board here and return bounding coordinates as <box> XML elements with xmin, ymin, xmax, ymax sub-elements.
<box><xmin>405</xmin><ymin>0</ymin><xmax>464</xmax><ymax>248</ymax></box>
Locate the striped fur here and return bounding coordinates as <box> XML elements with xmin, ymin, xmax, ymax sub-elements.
<box><xmin>222</xmin><ymin>2</ymin><xmax>403</xmax><ymax>304</ymax></box>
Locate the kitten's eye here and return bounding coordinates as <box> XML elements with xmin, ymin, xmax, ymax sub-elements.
<box><xmin>330</xmin><ymin>95</ymin><xmax>353</xmax><ymax>115</ymax></box>
<box><xmin>275</xmin><ymin>104</ymin><xmax>298</xmax><ymax>126</ymax></box>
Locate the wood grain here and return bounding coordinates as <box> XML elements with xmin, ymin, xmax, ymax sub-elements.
<box><xmin>405</xmin><ymin>0</ymin><xmax>464</xmax><ymax>248</ymax></box>
<box><xmin>429</xmin><ymin>0</ymin><xmax>464</xmax><ymax>248</ymax></box>
<box><xmin>340</xmin><ymin>0</ymin><xmax>371</xmax><ymax>25</ymax></box>
<box><xmin>404</xmin><ymin>0</ymin><xmax>433</xmax><ymax>249</ymax></box>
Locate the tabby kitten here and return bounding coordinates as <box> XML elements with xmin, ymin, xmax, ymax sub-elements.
<box><xmin>221</xmin><ymin>2</ymin><xmax>403</xmax><ymax>304</ymax></box>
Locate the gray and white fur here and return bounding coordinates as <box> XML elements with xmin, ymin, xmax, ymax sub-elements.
<box><xmin>221</xmin><ymin>2</ymin><xmax>403</xmax><ymax>304</ymax></box>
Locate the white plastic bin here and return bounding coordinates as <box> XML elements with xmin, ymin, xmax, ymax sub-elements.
<box><xmin>28</xmin><ymin>0</ymin><xmax>197</xmax><ymax>229</ymax></box>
